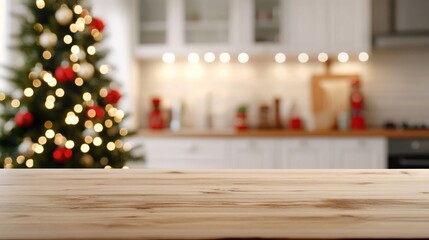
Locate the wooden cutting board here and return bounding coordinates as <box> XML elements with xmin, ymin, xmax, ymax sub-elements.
<box><xmin>1</xmin><ymin>169</ymin><xmax>429</xmax><ymax>239</ymax></box>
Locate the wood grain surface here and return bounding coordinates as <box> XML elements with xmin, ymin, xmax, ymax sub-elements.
<box><xmin>1</xmin><ymin>169</ymin><xmax>429</xmax><ymax>240</ymax></box>
<box><xmin>138</xmin><ymin>129</ymin><xmax>429</xmax><ymax>138</ymax></box>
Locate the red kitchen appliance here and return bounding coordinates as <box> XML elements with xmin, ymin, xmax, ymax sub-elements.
<box><xmin>149</xmin><ymin>97</ymin><xmax>164</xmax><ymax>130</ymax></box>
<box><xmin>350</xmin><ymin>78</ymin><xmax>366</xmax><ymax>130</ymax></box>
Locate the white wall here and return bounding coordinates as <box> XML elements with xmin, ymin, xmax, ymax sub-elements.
<box><xmin>0</xmin><ymin>0</ymin><xmax>10</xmax><ymax>89</ymax></box>
<box><xmin>89</xmin><ymin>0</ymin><xmax>139</xmax><ymax>129</ymax></box>
<box><xmin>332</xmin><ymin>47</ymin><xmax>429</xmax><ymax>126</ymax></box>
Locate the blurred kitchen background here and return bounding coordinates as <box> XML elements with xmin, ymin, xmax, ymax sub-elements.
<box><xmin>2</xmin><ymin>0</ymin><xmax>429</xmax><ymax>169</ymax></box>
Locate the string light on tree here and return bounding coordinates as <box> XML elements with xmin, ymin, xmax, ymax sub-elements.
<box><xmin>74</xmin><ymin>104</ymin><xmax>83</xmax><ymax>113</ymax></box>
<box><xmin>16</xmin><ymin>156</ymin><xmax>25</xmax><ymax>165</ymax></box>
<box><xmin>11</xmin><ymin>99</ymin><xmax>21</xmax><ymax>108</ymax></box>
<box><xmin>93</xmin><ymin>137</ymin><xmax>102</xmax><ymax>146</ymax></box>
<box><xmin>63</xmin><ymin>35</ymin><xmax>72</xmax><ymax>44</ymax></box>
<box><xmin>99</xmin><ymin>65</ymin><xmax>109</xmax><ymax>74</ymax></box>
<box><xmin>23</xmin><ymin>88</ymin><xmax>34</xmax><ymax>97</ymax></box>
<box><xmin>81</xmin><ymin>144</ymin><xmax>90</xmax><ymax>153</ymax></box>
<box><xmin>36</xmin><ymin>0</ymin><xmax>45</xmax><ymax>10</ymax></box>
<box><xmin>38</xmin><ymin>136</ymin><xmax>47</xmax><ymax>145</ymax></box>
<box><xmin>26</xmin><ymin>159</ymin><xmax>34</xmax><ymax>168</ymax></box>
<box><xmin>87</xmin><ymin>46</ymin><xmax>96</xmax><ymax>55</ymax></box>
<box><xmin>74</xmin><ymin>5</ymin><xmax>83</xmax><ymax>14</ymax></box>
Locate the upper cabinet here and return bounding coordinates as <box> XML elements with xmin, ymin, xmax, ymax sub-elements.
<box><xmin>135</xmin><ymin>0</ymin><xmax>371</xmax><ymax>58</ymax></box>
<box><xmin>138</xmin><ymin>0</ymin><xmax>167</xmax><ymax>45</ymax></box>
<box><xmin>253</xmin><ymin>0</ymin><xmax>281</xmax><ymax>44</ymax></box>
<box><xmin>327</xmin><ymin>0</ymin><xmax>371</xmax><ymax>53</ymax></box>
<box><xmin>286</xmin><ymin>0</ymin><xmax>329</xmax><ymax>54</ymax></box>
<box><xmin>184</xmin><ymin>0</ymin><xmax>230</xmax><ymax>44</ymax></box>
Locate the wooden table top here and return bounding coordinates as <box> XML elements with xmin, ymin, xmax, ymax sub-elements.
<box><xmin>1</xmin><ymin>169</ymin><xmax>429</xmax><ymax>240</ymax></box>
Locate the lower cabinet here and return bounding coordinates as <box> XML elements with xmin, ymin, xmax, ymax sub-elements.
<box><xmin>279</xmin><ymin>139</ymin><xmax>331</xmax><ymax>168</ymax></box>
<box><xmin>228</xmin><ymin>139</ymin><xmax>277</xmax><ymax>169</ymax></box>
<box><xmin>128</xmin><ymin>138</ymin><xmax>227</xmax><ymax>169</ymax></box>
<box><xmin>332</xmin><ymin>138</ymin><xmax>387</xmax><ymax>169</ymax></box>
<box><xmin>130</xmin><ymin>137</ymin><xmax>387</xmax><ymax>169</ymax></box>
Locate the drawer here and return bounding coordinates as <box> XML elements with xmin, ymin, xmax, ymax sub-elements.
<box><xmin>142</xmin><ymin>138</ymin><xmax>226</xmax><ymax>158</ymax></box>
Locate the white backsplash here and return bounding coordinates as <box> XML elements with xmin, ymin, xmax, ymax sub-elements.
<box><xmin>331</xmin><ymin>48</ymin><xmax>429</xmax><ymax>127</ymax></box>
<box><xmin>138</xmin><ymin>48</ymin><xmax>429</xmax><ymax>130</ymax></box>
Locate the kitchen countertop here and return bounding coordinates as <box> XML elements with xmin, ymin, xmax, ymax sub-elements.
<box><xmin>138</xmin><ymin>128</ymin><xmax>429</xmax><ymax>138</ymax></box>
<box><xmin>1</xmin><ymin>169</ymin><xmax>429</xmax><ymax>239</ymax></box>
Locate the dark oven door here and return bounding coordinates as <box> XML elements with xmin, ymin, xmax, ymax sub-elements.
<box><xmin>389</xmin><ymin>155</ymin><xmax>429</xmax><ymax>168</ymax></box>
<box><xmin>388</xmin><ymin>138</ymin><xmax>429</xmax><ymax>169</ymax></box>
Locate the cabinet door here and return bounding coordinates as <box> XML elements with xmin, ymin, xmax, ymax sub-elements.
<box><xmin>140</xmin><ymin>138</ymin><xmax>227</xmax><ymax>169</ymax></box>
<box><xmin>280</xmin><ymin>139</ymin><xmax>331</xmax><ymax>169</ymax></box>
<box><xmin>332</xmin><ymin>138</ymin><xmax>387</xmax><ymax>169</ymax></box>
<box><xmin>135</xmin><ymin>0</ymin><xmax>177</xmax><ymax>57</ymax></box>
<box><xmin>228</xmin><ymin>139</ymin><xmax>276</xmax><ymax>169</ymax></box>
<box><xmin>183</xmin><ymin>0</ymin><xmax>230</xmax><ymax>45</ymax></box>
<box><xmin>138</xmin><ymin>0</ymin><xmax>167</xmax><ymax>44</ymax></box>
<box><xmin>253</xmin><ymin>0</ymin><xmax>281</xmax><ymax>45</ymax></box>
<box><xmin>241</xmin><ymin>0</ymin><xmax>285</xmax><ymax>53</ymax></box>
<box><xmin>328</xmin><ymin>0</ymin><xmax>371</xmax><ymax>53</ymax></box>
<box><xmin>286</xmin><ymin>0</ymin><xmax>329</xmax><ymax>53</ymax></box>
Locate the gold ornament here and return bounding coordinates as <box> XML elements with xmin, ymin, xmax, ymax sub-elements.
<box><xmin>80</xmin><ymin>154</ymin><xmax>94</xmax><ymax>167</ymax></box>
<box><xmin>78</xmin><ymin>62</ymin><xmax>94</xmax><ymax>80</ymax></box>
<box><xmin>55</xmin><ymin>4</ymin><xmax>73</xmax><ymax>25</ymax></box>
<box><xmin>18</xmin><ymin>137</ymin><xmax>33</xmax><ymax>156</ymax></box>
<box><xmin>39</xmin><ymin>30</ymin><xmax>58</xmax><ymax>49</ymax></box>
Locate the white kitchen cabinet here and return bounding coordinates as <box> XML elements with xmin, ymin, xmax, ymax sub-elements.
<box><xmin>327</xmin><ymin>0</ymin><xmax>371</xmax><ymax>53</ymax></box>
<box><xmin>135</xmin><ymin>0</ymin><xmax>371</xmax><ymax>58</ymax></box>
<box><xmin>131</xmin><ymin>138</ymin><xmax>227</xmax><ymax>169</ymax></box>
<box><xmin>286</xmin><ymin>0</ymin><xmax>329</xmax><ymax>54</ymax></box>
<box><xmin>128</xmin><ymin>136</ymin><xmax>387</xmax><ymax>169</ymax></box>
<box><xmin>287</xmin><ymin>0</ymin><xmax>370</xmax><ymax>54</ymax></box>
<box><xmin>332</xmin><ymin>138</ymin><xmax>386</xmax><ymax>169</ymax></box>
<box><xmin>138</xmin><ymin>0</ymin><xmax>167</xmax><ymax>45</ymax></box>
<box><xmin>135</xmin><ymin>0</ymin><xmax>239</xmax><ymax>57</ymax></box>
<box><xmin>184</xmin><ymin>0</ymin><xmax>230</xmax><ymax>44</ymax></box>
<box><xmin>227</xmin><ymin>139</ymin><xmax>277</xmax><ymax>168</ymax></box>
<box><xmin>279</xmin><ymin>139</ymin><xmax>332</xmax><ymax>168</ymax></box>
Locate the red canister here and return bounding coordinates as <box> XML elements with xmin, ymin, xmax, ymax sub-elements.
<box><xmin>289</xmin><ymin>117</ymin><xmax>303</xmax><ymax>130</ymax></box>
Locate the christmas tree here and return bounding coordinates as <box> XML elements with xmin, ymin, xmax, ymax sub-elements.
<box><xmin>0</xmin><ymin>0</ymin><xmax>142</xmax><ymax>168</ymax></box>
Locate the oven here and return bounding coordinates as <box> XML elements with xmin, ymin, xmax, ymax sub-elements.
<box><xmin>388</xmin><ymin>138</ymin><xmax>429</xmax><ymax>169</ymax></box>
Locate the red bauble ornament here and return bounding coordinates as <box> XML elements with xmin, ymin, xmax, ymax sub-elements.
<box><xmin>53</xmin><ymin>146</ymin><xmax>73</xmax><ymax>163</ymax></box>
<box><xmin>105</xmin><ymin>89</ymin><xmax>121</xmax><ymax>104</ymax></box>
<box><xmin>54</xmin><ymin>66</ymin><xmax>75</xmax><ymax>83</ymax></box>
<box><xmin>14</xmin><ymin>111</ymin><xmax>34</xmax><ymax>127</ymax></box>
<box><xmin>90</xmin><ymin>18</ymin><xmax>105</xmax><ymax>32</ymax></box>
<box><xmin>86</xmin><ymin>105</ymin><xmax>105</xmax><ymax>119</ymax></box>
